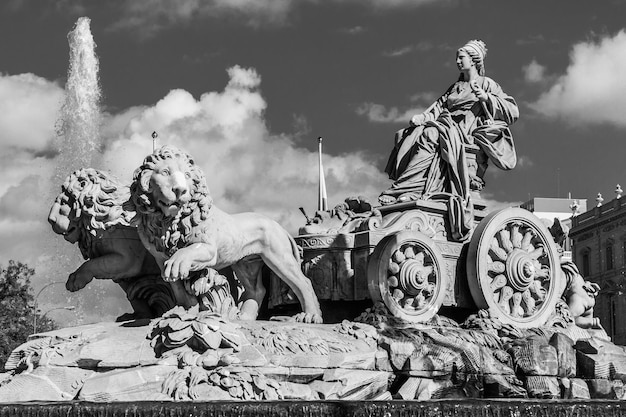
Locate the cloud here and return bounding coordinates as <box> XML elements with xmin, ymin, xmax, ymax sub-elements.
<box><xmin>0</xmin><ymin>72</ymin><xmax>63</xmax><ymax>267</ymax></box>
<box><xmin>0</xmin><ymin>73</ymin><xmax>63</xmax><ymax>152</ymax></box>
<box><xmin>101</xmin><ymin>65</ymin><xmax>388</xmax><ymax>231</ymax></box>
<box><xmin>383</xmin><ymin>41</ymin><xmax>437</xmax><ymax>58</ymax></box>
<box><xmin>522</xmin><ymin>59</ymin><xmax>546</xmax><ymax>83</ymax></box>
<box><xmin>105</xmin><ymin>0</ymin><xmax>442</xmax><ymax>36</ymax></box>
<box><xmin>356</xmin><ymin>101</ymin><xmax>432</xmax><ymax>124</ymax></box>
<box><xmin>341</xmin><ymin>26</ymin><xmax>365</xmax><ymax>35</ymax></box>
<box><xmin>383</xmin><ymin>46</ymin><xmax>414</xmax><ymax>58</ymax></box>
<box><xmin>515</xmin><ymin>34</ymin><xmax>548</xmax><ymax>46</ymax></box>
<box><xmin>479</xmin><ymin>192</ymin><xmax>522</xmax><ymax>213</ymax></box>
<box><xmin>111</xmin><ymin>0</ymin><xmax>297</xmax><ymax>35</ymax></box>
<box><xmin>6</xmin><ymin>0</ymin><xmax>446</xmax><ymax>37</ymax></box>
<box><xmin>529</xmin><ymin>31</ymin><xmax>626</xmax><ymax>128</ymax></box>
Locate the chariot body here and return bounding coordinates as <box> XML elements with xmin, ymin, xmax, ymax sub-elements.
<box><xmin>269</xmin><ymin>145</ymin><xmax>563</xmax><ymax>328</ymax></box>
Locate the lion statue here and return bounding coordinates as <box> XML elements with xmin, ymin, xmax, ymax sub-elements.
<box><xmin>129</xmin><ymin>145</ymin><xmax>323</xmax><ymax>323</ymax></box>
<box><xmin>48</xmin><ymin>168</ymin><xmax>176</xmax><ymax>320</ymax></box>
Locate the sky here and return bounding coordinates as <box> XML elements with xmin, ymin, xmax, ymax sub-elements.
<box><xmin>1</xmin><ymin>0</ymin><xmax>626</xmax><ymax>325</ymax></box>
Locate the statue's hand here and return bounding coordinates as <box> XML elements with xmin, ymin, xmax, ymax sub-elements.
<box><xmin>66</xmin><ymin>270</ymin><xmax>94</xmax><ymax>292</ymax></box>
<box><xmin>409</xmin><ymin>113</ymin><xmax>426</xmax><ymax>126</ymax></box>
<box><xmin>470</xmin><ymin>80</ymin><xmax>488</xmax><ymax>102</ymax></box>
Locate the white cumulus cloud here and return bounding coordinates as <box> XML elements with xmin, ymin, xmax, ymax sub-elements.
<box><xmin>0</xmin><ymin>73</ymin><xmax>63</xmax><ymax>151</ymax></box>
<box><xmin>356</xmin><ymin>102</ymin><xmax>424</xmax><ymax>124</ymax></box>
<box><xmin>522</xmin><ymin>59</ymin><xmax>546</xmax><ymax>83</ymax></box>
<box><xmin>529</xmin><ymin>31</ymin><xmax>626</xmax><ymax>128</ymax></box>
<box><xmin>102</xmin><ymin>65</ymin><xmax>388</xmax><ymax>230</ymax></box>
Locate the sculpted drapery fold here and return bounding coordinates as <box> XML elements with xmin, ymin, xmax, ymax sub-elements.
<box><xmin>380</xmin><ymin>41</ymin><xmax>519</xmax><ymax>240</ymax></box>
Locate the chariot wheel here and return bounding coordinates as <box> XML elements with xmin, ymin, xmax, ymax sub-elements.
<box><xmin>367</xmin><ymin>230</ymin><xmax>448</xmax><ymax>322</ymax></box>
<box><xmin>466</xmin><ymin>207</ymin><xmax>561</xmax><ymax>328</ymax></box>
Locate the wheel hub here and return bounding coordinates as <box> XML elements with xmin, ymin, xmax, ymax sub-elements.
<box><xmin>505</xmin><ymin>249</ymin><xmax>536</xmax><ymax>292</ymax></box>
<box><xmin>399</xmin><ymin>259</ymin><xmax>430</xmax><ymax>296</ymax></box>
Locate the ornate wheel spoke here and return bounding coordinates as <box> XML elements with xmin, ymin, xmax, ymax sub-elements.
<box><xmin>511</xmin><ymin>224</ymin><xmax>523</xmax><ymax>249</ymax></box>
<box><xmin>521</xmin><ymin>231</ymin><xmax>533</xmax><ymax>251</ymax></box>
<box><xmin>490</xmin><ymin>238</ymin><xmax>508</xmax><ymax>262</ymax></box>
<box><xmin>521</xmin><ymin>289</ymin><xmax>535</xmax><ymax>315</ymax></box>
<box><xmin>529</xmin><ymin>280</ymin><xmax>546</xmax><ymax>302</ymax></box>
<box><xmin>467</xmin><ymin>208</ymin><xmax>560</xmax><ymax>328</ymax></box>
<box><xmin>534</xmin><ymin>264</ymin><xmax>550</xmax><ymax>280</ymax></box>
<box><xmin>511</xmin><ymin>292</ymin><xmax>523</xmax><ymax>317</ymax></box>
<box><xmin>488</xmin><ymin>261</ymin><xmax>505</xmax><ymax>274</ymax></box>
<box><xmin>499</xmin><ymin>286</ymin><xmax>513</xmax><ymax>313</ymax></box>
<box><xmin>498</xmin><ymin>229</ymin><xmax>514</xmax><ymax>253</ymax></box>
<box><xmin>529</xmin><ymin>245</ymin><xmax>545</xmax><ymax>260</ymax></box>
<box><xmin>490</xmin><ymin>274</ymin><xmax>507</xmax><ymax>291</ymax></box>
<box><xmin>414</xmin><ymin>251</ymin><xmax>424</xmax><ymax>265</ymax></box>
<box><xmin>368</xmin><ymin>231</ymin><xmax>447</xmax><ymax>323</ymax></box>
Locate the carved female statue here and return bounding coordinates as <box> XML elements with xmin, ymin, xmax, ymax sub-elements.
<box><xmin>379</xmin><ymin>40</ymin><xmax>519</xmax><ymax>239</ymax></box>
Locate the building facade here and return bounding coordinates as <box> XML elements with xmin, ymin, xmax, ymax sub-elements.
<box><xmin>569</xmin><ymin>194</ymin><xmax>626</xmax><ymax>344</ymax></box>
<box><xmin>520</xmin><ymin>197</ymin><xmax>588</xmax><ymax>261</ymax></box>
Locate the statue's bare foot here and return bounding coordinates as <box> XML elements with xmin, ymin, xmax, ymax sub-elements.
<box><xmin>293</xmin><ymin>312</ymin><xmax>323</xmax><ymax>324</ymax></box>
<box><xmin>397</xmin><ymin>192</ymin><xmax>420</xmax><ymax>202</ymax></box>
<box><xmin>378</xmin><ymin>194</ymin><xmax>397</xmax><ymax>206</ymax></box>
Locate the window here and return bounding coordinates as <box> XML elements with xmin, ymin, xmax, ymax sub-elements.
<box><xmin>607</xmin><ymin>244</ymin><xmax>614</xmax><ymax>270</ymax></box>
<box><xmin>582</xmin><ymin>252</ymin><xmax>590</xmax><ymax>276</ymax></box>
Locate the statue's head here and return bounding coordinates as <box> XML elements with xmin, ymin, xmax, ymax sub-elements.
<box><xmin>459</xmin><ymin>39</ymin><xmax>487</xmax><ymax>76</ymax></box>
<box><xmin>129</xmin><ymin>145</ymin><xmax>212</xmax><ymax>255</ymax></box>
<box><xmin>48</xmin><ymin>168</ymin><xmax>131</xmax><ymax>257</ymax></box>
<box><xmin>130</xmin><ymin>145</ymin><xmax>210</xmax><ymax>219</ymax></box>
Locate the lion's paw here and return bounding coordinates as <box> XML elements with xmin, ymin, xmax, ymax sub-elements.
<box><xmin>66</xmin><ymin>271</ymin><xmax>94</xmax><ymax>292</ymax></box>
<box><xmin>293</xmin><ymin>312</ymin><xmax>323</xmax><ymax>324</ymax></box>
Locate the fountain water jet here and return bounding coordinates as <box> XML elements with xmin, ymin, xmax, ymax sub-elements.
<box><xmin>40</xmin><ymin>16</ymin><xmax>111</xmax><ymax>328</ymax></box>
<box><xmin>54</xmin><ymin>16</ymin><xmax>102</xmax><ymax>180</ymax></box>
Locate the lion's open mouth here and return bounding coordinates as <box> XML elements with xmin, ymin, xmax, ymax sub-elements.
<box><xmin>159</xmin><ymin>199</ymin><xmax>179</xmax><ymax>208</ymax></box>
<box><xmin>158</xmin><ymin>199</ymin><xmax>185</xmax><ymax>216</ymax></box>
<box><xmin>63</xmin><ymin>225</ymin><xmax>80</xmax><ymax>243</ymax></box>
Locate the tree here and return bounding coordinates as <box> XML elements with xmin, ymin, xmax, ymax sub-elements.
<box><xmin>0</xmin><ymin>260</ymin><xmax>56</xmax><ymax>371</ymax></box>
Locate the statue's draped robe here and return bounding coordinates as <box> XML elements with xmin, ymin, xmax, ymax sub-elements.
<box><xmin>383</xmin><ymin>76</ymin><xmax>519</xmax><ymax>240</ymax></box>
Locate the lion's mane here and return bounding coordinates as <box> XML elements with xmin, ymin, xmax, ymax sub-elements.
<box><xmin>60</xmin><ymin>168</ymin><xmax>133</xmax><ymax>259</ymax></box>
<box><xmin>130</xmin><ymin>146</ymin><xmax>213</xmax><ymax>256</ymax></box>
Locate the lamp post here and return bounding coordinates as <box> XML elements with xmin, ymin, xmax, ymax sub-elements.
<box><xmin>41</xmin><ymin>306</ymin><xmax>76</xmax><ymax>320</ymax></box>
<box><xmin>32</xmin><ymin>281</ymin><xmax>65</xmax><ymax>334</ymax></box>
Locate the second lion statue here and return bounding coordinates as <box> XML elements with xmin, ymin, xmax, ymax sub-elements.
<box><xmin>130</xmin><ymin>145</ymin><xmax>323</xmax><ymax>323</ymax></box>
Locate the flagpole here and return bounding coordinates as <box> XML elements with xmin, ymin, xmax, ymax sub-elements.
<box><xmin>317</xmin><ymin>137</ymin><xmax>328</xmax><ymax>211</ymax></box>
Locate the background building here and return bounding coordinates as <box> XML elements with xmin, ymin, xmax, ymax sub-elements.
<box><xmin>520</xmin><ymin>197</ymin><xmax>588</xmax><ymax>261</ymax></box>
<box><xmin>568</xmin><ymin>188</ymin><xmax>626</xmax><ymax>344</ymax></box>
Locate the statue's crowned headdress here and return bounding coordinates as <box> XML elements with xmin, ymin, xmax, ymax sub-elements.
<box><xmin>460</xmin><ymin>39</ymin><xmax>488</xmax><ymax>75</ymax></box>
